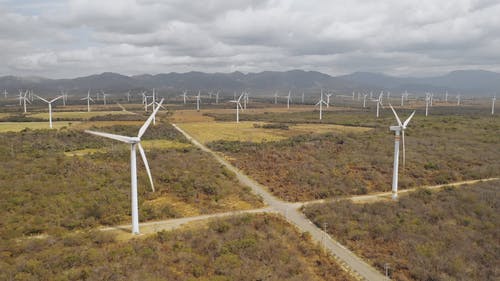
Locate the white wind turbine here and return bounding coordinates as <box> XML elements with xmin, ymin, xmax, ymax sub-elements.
<box><xmin>274</xmin><ymin>91</ymin><xmax>278</xmax><ymax>104</ymax></box>
<box><xmin>229</xmin><ymin>93</ymin><xmax>244</xmax><ymax>123</ymax></box>
<box><xmin>215</xmin><ymin>91</ymin><xmax>220</xmax><ymax>104</ymax></box>
<box><xmin>85</xmin><ymin>99</ymin><xmax>163</xmax><ymax>235</ymax></box>
<box><xmin>302</xmin><ymin>92</ymin><xmax>305</xmax><ymax>104</ymax></box>
<box><xmin>315</xmin><ymin>90</ymin><xmax>328</xmax><ymax>120</ymax></box>
<box><xmin>445</xmin><ymin>91</ymin><xmax>448</xmax><ymax>103</ymax></box>
<box><xmin>35</xmin><ymin>95</ymin><xmax>63</xmax><ymax>128</ymax></box>
<box><xmin>325</xmin><ymin>92</ymin><xmax>332</xmax><ymax>108</ymax></box>
<box><xmin>196</xmin><ymin>91</ymin><xmax>201</xmax><ymax>111</ymax></box>
<box><xmin>389</xmin><ymin>104</ymin><xmax>416</xmax><ymax>200</ymax></box>
<box><xmin>81</xmin><ymin>90</ymin><xmax>95</xmax><ymax>112</ymax></box>
<box><xmin>374</xmin><ymin>92</ymin><xmax>383</xmax><ymax>118</ymax></box>
<box><xmin>243</xmin><ymin>92</ymin><xmax>248</xmax><ymax>109</ymax></box>
<box><xmin>287</xmin><ymin>91</ymin><xmax>291</xmax><ymax>109</ymax></box>
<box><xmin>182</xmin><ymin>90</ymin><xmax>187</xmax><ymax>104</ymax></box>
<box><xmin>492</xmin><ymin>96</ymin><xmax>496</xmax><ymax>115</ymax></box>
<box><xmin>456</xmin><ymin>94</ymin><xmax>461</xmax><ymax>106</ymax></box>
<box><xmin>102</xmin><ymin>92</ymin><xmax>107</xmax><ymax>105</ymax></box>
<box><xmin>363</xmin><ymin>94</ymin><xmax>367</xmax><ymax>108</ymax></box>
<box><xmin>425</xmin><ymin>93</ymin><xmax>430</xmax><ymax>117</ymax></box>
<box><xmin>19</xmin><ymin>91</ymin><xmax>30</xmax><ymax>113</ymax></box>
<box><xmin>126</xmin><ymin>91</ymin><xmax>131</xmax><ymax>102</ymax></box>
<box><xmin>3</xmin><ymin>89</ymin><xmax>7</xmax><ymax>99</ymax></box>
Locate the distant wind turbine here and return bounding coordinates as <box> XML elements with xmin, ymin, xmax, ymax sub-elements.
<box><xmin>374</xmin><ymin>92</ymin><xmax>383</xmax><ymax>118</ymax></box>
<box><xmin>85</xmin><ymin>99</ymin><xmax>163</xmax><ymax>234</ymax></box>
<box><xmin>363</xmin><ymin>94</ymin><xmax>367</xmax><ymax>108</ymax></box>
<box><xmin>81</xmin><ymin>90</ymin><xmax>95</xmax><ymax>112</ymax></box>
<box><xmin>315</xmin><ymin>90</ymin><xmax>328</xmax><ymax>120</ymax></box>
<box><xmin>196</xmin><ymin>91</ymin><xmax>201</xmax><ymax>111</ymax></box>
<box><xmin>325</xmin><ymin>92</ymin><xmax>332</xmax><ymax>108</ymax></box>
<box><xmin>35</xmin><ymin>95</ymin><xmax>63</xmax><ymax>128</ymax></box>
<box><xmin>425</xmin><ymin>93</ymin><xmax>430</xmax><ymax>117</ymax></box>
<box><xmin>229</xmin><ymin>93</ymin><xmax>244</xmax><ymax>123</ymax></box>
<box><xmin>389</xmin><ymin>104</ymin><xmax>416</xmax><ymax>200</ymax></box>
<box><xmin>287</xmin><ymin>91</ymin><xmax>291</xmax><ymax>109</ymax></box>
<box><xmin>19</xmin><ymin>91</ymin><xmax>30</xmax><ymax>113</ymax></box>
<box><xmin>492</xmin><ymin>96</ymin><xmax>496</xmax><ymax>115</ymax></box>
<box><xmin>274</xmin><ymin>91</ymin><xmax>278</xmax><ymax>104</ymax></box>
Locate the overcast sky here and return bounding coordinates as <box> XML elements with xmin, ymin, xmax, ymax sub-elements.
<box><xmin>1</xmin><ymin>0</ymin><xmax>499</xmax><ymax>78</ymax></box>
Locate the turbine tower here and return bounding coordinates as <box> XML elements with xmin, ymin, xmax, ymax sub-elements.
<box><xmin>35</xmin><ymin>95</ymin><xmax>63</xmax><ymax>128</ymax></box>
<box><xmin>363</xmin><ymin>94</ymin><xmax>367</xmax><ymax>108</ymax></box>
<box><xmin>81</xmin><ymin>90</ymin><xmax>94</xmax><ymax>112</ymax></box>
<box><xmin>375</xmin><ymin>92</ymin><xmax>383</xmax><ymax>118</ymax></box>
<box><xmin>85</xmin><ymin>99</ymin><xmax>164</xmax><ymax>234</ymax></box>
<box><xmin>425</xmin><ymin>93</ymin><xmax>430</xmax><ymax>117</ymax></box>
<box><xmin>389</xmin><ymin>104</ymin><xmax>416</xmax><ymax>200</ymax></box>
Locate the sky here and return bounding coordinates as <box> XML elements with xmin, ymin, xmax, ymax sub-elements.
<box><xmin>0</xmin><ymin>0</ymin><xmax>499</xmax><ymax>78</ymax></box>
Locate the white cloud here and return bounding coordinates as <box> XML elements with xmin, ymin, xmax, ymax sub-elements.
<box><xmin>0</xmin><ymin>0</ymin><xmax>499</xmax><ymax>78</ymax></box>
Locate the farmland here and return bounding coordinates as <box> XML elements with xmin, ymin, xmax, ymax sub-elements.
<box><xmin>303</xmin><ymin>180</ymin><xmax>500</xmax><ymax>281</ymax></box>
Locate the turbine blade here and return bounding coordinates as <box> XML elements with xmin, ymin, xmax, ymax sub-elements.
<box><xmin>138</xmin><ymin>98</ymin><xmax>164</xmax><ymax>138</ymax></box>
<box><xmin>403</xmin><ymin>111</ymin><xmax>416</xmax><ymax>128</ymax></box>
<box><xmin>389</xmin><ymin>104</ymin><xmax>403</xmax><ymax>126</ymax></box>
<box><xmin>138</xmin><ymin>143</ymin><xmax>155</xmax><ymax>192</ymax></box>
<box><xmin>50</xmin><ymin>96</ymin><xmax>63</xmax><ymax>103</ymax></box>
<box><xmin>35</xmin><ymin>94</ymin><xmax>49</xmax><ymax>103</ymax></box>
<box><xmin>84</xmin><ymin>130</ymin><xmax>135</xmax><ymax>143</ymax></box>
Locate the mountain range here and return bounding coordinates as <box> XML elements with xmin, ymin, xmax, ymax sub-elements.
<box><xmin>0</xmin><ymin>69</ymin><xmax>498</xmax><ymax>97</ymax></box>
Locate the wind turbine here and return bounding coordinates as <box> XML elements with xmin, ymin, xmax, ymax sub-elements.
<box><xmin>196</xmin><ymin>91</ymin><xmax>201</xmax><ymax>111</ymax></box>
<box><xmin>126</xmin><ymin>91</ymin><xmax>131</xmax><ymax>102</ymax></box>
<box><xmin>445</xmin><ymin>91</ymin><xmax>448</xmax><ymax>103</ymax></box>
<box><xmin>492</xmin><ymin>96</ymin><xmax>496</xmax><ymax>115</ymax></box>
<box><xmin>148</xmin><ymin>89</ymin><xmax>157</xmax><ymax>125</ymax></box>
<box><xmin>243</xmin><ymin>92</ymin><xmax>248</xmax><ymax>110</ymax></box>
<box><xmin>182</xmin><ymin>90</ymin><xmax>187</xmax><ymax>104</ymax></box>
<box><xmin>215</xmin><ymin>91</ymin><xmax>220</xmax><ymax>104</ymax></box>
<box><xmin>302</xmin><ymin>92</ymin><xmax>305</xmax><ymax>104</ymax></box>
<box><xmin>287</xmin><ymin>91</ymin><xmax>291</xmax><ymax>109</ymax></box>
<box><xmin>456</xmin><ymin>94</ymin><xmax>461</xmax><ymax>106</ymax></box>
<box><xmin>315</xmin><ymin>90</ymin><xmax>328</xmax><ymax>120</ymax></box>
<box><xmin>35</xmin><ymin>95</ymin><xmax>63</xmax><ymax>128</ymax></box>
<box><xmin>102</xmin><ymin>92</ymin><xmax>107</xmax><ymax>105</ymax></box>
<box><xmin>81</xmin><ymin>90</ymin><xmax>95</xmax><ymax>112</ymax></box>
<box><xmin>352</xmin><ymin>91</ymin><xmax>355</xmax><ymax>100</ymax></box>
<box><xmin>3</xmin><ymin>89</ymin><xmax>7</xmax><ymax>99</ymax></box>
<box><xmin>389</xmin><ymin>104</ymin><xmax>416</xmax><ymax>200</ymax></box>
<box><xmin>85</xmin><ymin>99</ymin><xmax>163</xmax><ymax>235</ymax></box>
<box><xmin>229</xmin><ymin>93</ymin><xmax>244</xmax><ymax>123</ymax></box>
<box><xmin>425</xmin><ymin>93</ymin><xmax>430</xmax><ymax>117</ymax></box>
<box><xmin>325</xmin><ymin>92</ymin><xmax>332</xmax><ymax>108</ymax></box>
<box><xmin>374</xmin><ymin>92</ymin><xmax>383</xmax><ymax>118</ymax></box>
<box><xmin>401</xmin><ymin>93</ymin><xmax>405</xmax><ymax>106</ymax></box>
<box><xmin>363</xmin><ymin>94</ymin><xmax>367</xmax><ymax>108</ymax></box>
<box><xmin>19</xmin><ymin>91</ymin><xmax>30</xmax><ymax>113</ymax></box>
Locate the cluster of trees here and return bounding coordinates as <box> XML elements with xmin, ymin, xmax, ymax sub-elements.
<box><xmin>303</xmin><ymin>181</ymin><xmax>500</xmax><ymax>281</ymax></box>
<box><xmin>0</xmin><ymin>121</ymin><xmax>261</xmax><ymax>239</ymax></box>
<box><xmin>0</xmin><ymin>214</ymin><xmax>353</xmax><ymax>281</ymax></box>
<box><xmin>208</xmin><ymin>110</ymin><xmax>499</xmax><ymax>201</ymax></box>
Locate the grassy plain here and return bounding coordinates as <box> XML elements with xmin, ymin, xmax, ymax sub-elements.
<box><xmin>0</xmin><ymin>214</ymin><xmax>354</xmax><ymax>281</ymax></box>
<box><xmin>303</xmin><ymin>181</ymin><xmax>500</xmax><ymax>281</ymax></box>
<box><xmin>207</xmin><ymin>108</ymin><xmax>500</xmax><ymax>201</ymax></box>
<box><xmin>0</xmin><ymin>122</ymin><xmax>262</xmax><ymax>239</ymax></box>
<box><xmin>178</xmin><ymin>121</ymin><xmax>370</xmax><ymax>144</ymax></box>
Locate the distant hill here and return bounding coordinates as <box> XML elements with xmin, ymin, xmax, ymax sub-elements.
<box><xmin>0</xmin><ymin>69</ymin><xmax>498</xmax><ymax>97</ymax></box>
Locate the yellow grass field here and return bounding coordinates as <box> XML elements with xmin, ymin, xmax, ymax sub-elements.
<box><xmin>177</xmin><ymin>121</ymin><xmax>371</xmax><ymax>144</ymax></box>
<box><xmin>64</xmin><ymin>140</ymin><xmax>192</xmax><ymax>157</ymax></box>
<box><xmin>0</xmin><ymin>121</ymin><xmax>80</xmax><ymax>132</ymax></box>
<box><xmin>28</xmin><ymin>111</ymin><xmax>133</xmax><ymax>120</ymax></box>
<box><xmin>169</xmin><ymin>106</ymin><xmax>321</xmax><ymax>123</ymax></box>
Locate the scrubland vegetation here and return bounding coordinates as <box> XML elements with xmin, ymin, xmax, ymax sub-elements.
<box><xmin>0</xmin><ymin>122</ymin><xmax>261</xmax><ymax>239</ymax></box>
<box><xmin>0</xmin><ymin>214</ymin><xmax>353</xmax><ymax>281</ymax></box>
<box><xmin>208</xmin><ymin>108</ymin><xmax>499</xmax><ymax>201</ymax></box>
<box><xmin>303</xmin><ymin>181</ymin><xmax>500</xmax><ymax>281</ymax></box>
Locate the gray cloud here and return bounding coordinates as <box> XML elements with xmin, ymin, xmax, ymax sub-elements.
<box><xmin>0</xmin><ymin>0</ymin><xmax>499</xmax><ymax>78</ymax></box>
